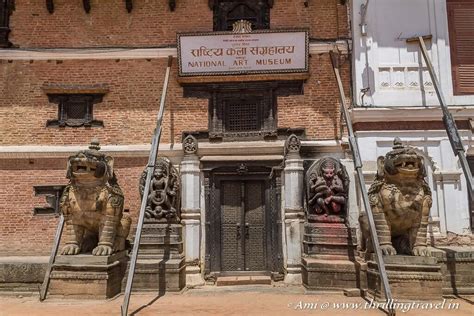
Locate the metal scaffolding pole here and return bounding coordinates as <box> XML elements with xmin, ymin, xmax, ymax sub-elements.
<box><xmin>330</xmin><ymin>51</ymin><xmax>395</xmax><ymax>316</ymax></box>
<box><xmin>121</xmin><ymin>56</ymin><xmax>173</xmax><ymax>316</ymax></box>
<box><xmin>39</xmin><ymin>214</ymin><xmax>65</xmax><ymax>301</ymax></box>
<box><xmin>406</xmin><ymin>35</ymin><xmax>474</xmax><ymax>196</ymax></box>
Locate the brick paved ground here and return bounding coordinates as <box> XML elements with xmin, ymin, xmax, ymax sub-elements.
<box><xmin>0</xmin><ymin>285</ymin><xmax>472</xmax><ymax>316</ymax></box>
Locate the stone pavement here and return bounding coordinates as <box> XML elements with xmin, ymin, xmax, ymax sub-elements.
<box><xmin>0</xmin><ymin>285</ymin><xmax>472</xmax><ymax>316</ymax></box>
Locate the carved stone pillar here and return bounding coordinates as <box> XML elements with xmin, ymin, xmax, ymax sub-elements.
<box><xmin>283</xmin><ymin>135</ymin><xmax>305</xmax><ymax>284</ymax></box>
<box><xmin>180</xmin><ymin>135</ymin><xmax>204</xmax><ymax>286</ymax></box>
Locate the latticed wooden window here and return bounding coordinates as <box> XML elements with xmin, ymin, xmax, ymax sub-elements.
<box><xmin>64</xmin><ymin>100</ymin><xmax>88</xmax><ymax>126</ymax></box>
<box><xmin>209</xmin><ymin>90</ymin><xmax>275</xmax><ymax>139</ymax></box>
<box><xmin>0</xmin><ymin>0</ymin><xmax>13</xmax><ymax>47</ymax></box>
<box><xmin>183</xmin><ymin>81</ymin><xmax>304</xmax><ymax>140</ymax></box>
<box><xmin>210</xmin><ymin>0</ymin><xmax>272</xmax><ymax>31</ymax></box>
<box><xmin>46</xmin><ymin>94</ymin><xmax>104</xmax><ymax>127</ymax></box>
<box><xmin>447</xmin><ymin>0</ymin><xmax>474</xmax><ymax>95</ymax></box>
<box><xmin>225</xmin><ymin>101</ymin><xmax>261</xmax><ymax>132</ymax></box>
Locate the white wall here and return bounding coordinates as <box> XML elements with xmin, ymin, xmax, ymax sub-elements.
<box><xmin>352</xmin><ymin>0</ymin><xmax>474</xmax><ymax>107</ymax></box>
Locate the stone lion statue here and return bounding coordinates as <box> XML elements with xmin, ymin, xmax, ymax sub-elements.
<box><xmin>359</xmin><ymin>138</ymin><xmax>432</xmax><ymax>256</ymax></box>
<box><xmin>59</xmin><ymin>140</ymin><xmax>131</xmax><ymax>256</ymax></box>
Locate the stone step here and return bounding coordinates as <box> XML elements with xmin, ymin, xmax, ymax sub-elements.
<box><xmin>138</xmin><ymin>239</ymin><xmax>183</xmax><ymax>245</ymax></box>
<box><xmin>216</xmin><ymin>275</ymin><xmax>271</xmax><ymax>286</ymax></box>
<box><xmin>303</xmin><ymin>244</ymin><xmax>357</xmax><ymax>257</ymax></box>
<box><xmin>304</xmin><ymin>225</ymin><xmax>351</xmax><ymax>236</ymax></box>
<box><xmin>0</xmin><ymin>283</ymin><xmax>41</xmax><ymax>293</ymax></box>
<box><xmin>304</xmin><ymin>234</ymin><xmax>357</xmax><ymax>244</ymax></box>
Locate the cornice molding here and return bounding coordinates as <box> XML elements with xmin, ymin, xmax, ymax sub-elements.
<box><xmin>0</xmin><ymin>140</ymin><xmax>343</xmax><ymax>159</ymax></box>
<box><xmin>351</xmin><ymin>106</ymin><xmax>474</xmax><ymax>123</ymax></box>
<box><xmin>0</xmin><ymin>41</ymin><xmax>348</xmax><ymax>61</ymax></box>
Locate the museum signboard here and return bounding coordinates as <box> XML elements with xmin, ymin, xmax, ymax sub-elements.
<box><xmin>177</xmin><ymin>30</ymin><xmax>309</xmax><ymax>77</ymax></box>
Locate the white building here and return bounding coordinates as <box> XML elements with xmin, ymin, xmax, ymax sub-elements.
<box><xmin>350</xmin><ymin>0</ymin><xmax>474</xmax><ymax>237</ymax></box>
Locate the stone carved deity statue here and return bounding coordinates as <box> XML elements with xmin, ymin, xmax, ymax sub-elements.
<box><xmin>306</xmin><ymin>157</ymin><xmax>349</xmax><ymax>221</ymax></box>
<box><xmin>139</xmin><ymin>157</ymin><xmax>181</xmax><ymax>222</ymax></box>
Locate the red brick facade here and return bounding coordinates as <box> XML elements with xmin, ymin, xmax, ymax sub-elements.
<box><xmin>0</xmin><ymin>157</ymin><xmax>146</xmax><ymax>255</ymax></box>
<box><xmin>0</xmin><ymin>56</ymin><xmax>349</xmax><ymax>146</ymax></box>
<box><xmin>0</xmin><ymin>0</ymin><xmax>350</xmax><ymax>255</ymax></box>
<box><xmin>9</xmin><ymin>0</ymin><xmax>348</xmax><ymax>48</ymax></box>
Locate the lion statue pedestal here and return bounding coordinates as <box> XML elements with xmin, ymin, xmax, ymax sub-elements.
<box><xmin>48</xmin><ymin>140</ymin><xmax>130</xmax><ymax>299</ymax></box>
<box><xmin>360</xmin><ymin>138</ymin><xmax>442</xmax><ymax>300</ymax></box>
<box><xmin>49</xmin><ymin>251</ymin><xmax>128</xmax><ymax>299</ymax></box>
<box><xmin>302</xmin><ymin>157</ymin><xmax>363</xmax><ymax>292</ymax></box>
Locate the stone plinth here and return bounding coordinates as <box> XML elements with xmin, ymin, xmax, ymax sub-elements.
<box><xmin>302</xmin><ymin>220</ymin><xmax>362</xmax><ymax>291</ymax></box>
<box><xmin>429</xmin><ymin>247</ymin><xmax>474</xmax><ymax>295</ymax></box>
<box><xmin>126</xmin><ymin>222</ymin><xmax>185</xmax><ymax>292</ymax></box>
<box><xmin>0</xmin><ymin>256</ymin><xmax>48</xmax><ymax>294</ymax></box>
<box><xmin>367</xmin><ymin>255</ymin><xmax>443</xmax><ymax>301</ymax></box>
<box><xmin>49</xmin><ymin>251</ymin><xmax>128</xmax><ymax>299</ymax></box>
<box><xmin>303</xmin><ymin>220</ymin><xmax>357</xmax><ymax>259</ymax></box>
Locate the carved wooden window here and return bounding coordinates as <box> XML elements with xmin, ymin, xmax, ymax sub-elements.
<box><xmin>447</xmin><ymin>0</ymin><xmax>474</xmax><ymax>95</ymax></box>
<box><xmin>210</xmin><ymin>90</ymin><xmax>276</xmax><ymax>140</ymax></box>
<box><xmin>210</xmin><ymin>0</ymin><xmax>272</xmax><ymax>31</ymax></box>
<box><xmin>224</xmin><ymin>97</ymin><xmax>263</xmax><ymax>132</ymax></box>
<box><xmin>33</xmin><ymin>185</ymin><xmax>66</xmax><ymax>215</ymax></box>
<box><xmin>183</xmin><ymin>81</ymin><xmax>304</xmax><ymax>141</ymax></box>
<box><xmin>0</xmin><ymin>0</ymin><xmax>13</xmax><ymax>47</ymax></box>
<box><xmin>47</xmin><ymin>94</ymin><xmax>104</xmax><ymax>127</ymax></box>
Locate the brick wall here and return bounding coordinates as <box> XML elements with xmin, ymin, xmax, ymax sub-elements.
<box><xmin>0</xmin><ymin>0</ymin><xmax>351</xmax><ymax>256</ymax></box>
<box><xmin>272</xmin><ymin>0</ymin><xmax>349</xmax><ymax>39</ymax></box>
<box><xmin>0</xmin><ymin>54</ymin><xmax>350</xmax><ymax>145</ymax></box>
<box><xmin>9</xmin><ymin>0</ymin><xmax>212</xmax><ymax>48</ymax></box>
<box><xmin>0</xmin><ymin>52</ymin><xmax>350</xmax><ymax>255</ymax></box>
<box><xmin>0</xmin><ymin>157</ymin><xmax>146</xmax><ymax>256</ymax></box>
<box><xmin>8</xmin><ymin>0</ymin><xmax>348</xmax><ymax>48</ymax></box>
<box><xmin>0</xmin><ymin>58</ymin><xmax>209</xmax><ymax>145</ymax></box>
<box><xmin>278</xmin><ymin>53</ymin><xmax>350</xmax><ymax>140</ymax></box>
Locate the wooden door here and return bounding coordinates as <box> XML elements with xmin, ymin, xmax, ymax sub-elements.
<box><xmin>220</xmin><ymin>180</ymin><xmax>266</xmax><ymax>271</ymax></box>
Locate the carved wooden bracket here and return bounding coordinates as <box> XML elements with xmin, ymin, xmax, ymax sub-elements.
<box><xmin>6</xmin><ymin>0</ymin><xmax>14</xmax><ymax>13</ymax></box>
<box><xmin>46</xmin><ymin>0</ymin><xmax>136</xmax><ymax>13</ymax></box>
<box><xmin>83</xmin><ymin>0</ymin><xmax>91</xmax><ymax>13</ymax></box>
<box><xmin>46</xmin><ymin>0</ymin><xmax>54</xmax><ymax>13</ymax></box>
<box><xmin>169</xmin><ymin>0</ymin><xmax>176</xmax><ymax>11</ymax></box>
<box><xmin>209</xmin><ymin>0</ymin><xmax>273</xmax><ymax>9</ymax></box>
<box><xmin>125</xmin><ymin>0</ymin><xmax>133</xmax><ymax>13</ymax></box>
<box><xmin>304</xmin><ymin>0</ymin><xmax>345</xmax><ymax>7</ymax></box>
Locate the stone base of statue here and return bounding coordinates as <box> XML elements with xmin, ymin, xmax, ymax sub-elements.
<box><xmin>366</xmin><ymin>255</ymin><xmax>443</xmax><ymax>300</ymax></box>
<box><xmin>430</xmin><ymin>247</ymin><xmax>474</xmax><ymax>296</ymax></box>
<box><xmin>48</xmin><ymin>251</ymin><xmax>128</xmax><ymax>299</ymax></box>
<box><xmin>302</xmin><ymin>217</ymin><xmax>363</xmax><ymax>291</ymax></box>
<box><xmin>123</xmin><ymin>222</ymin><xmax>185</xmax><ymax>292</ymax></box>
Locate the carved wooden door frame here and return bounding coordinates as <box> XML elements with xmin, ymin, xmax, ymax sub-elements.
<box><xmin>202</xmin><ymin>161</ymin><xmax>284</xmax><ymax>280</ymax></box>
